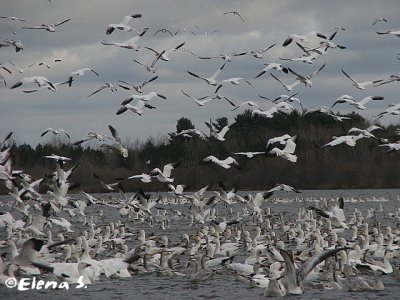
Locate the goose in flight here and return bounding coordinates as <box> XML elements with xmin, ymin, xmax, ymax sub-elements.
<box><xmin>120</xmin><ymin>91</ymin><xmax>166</xmax><ymax>106</ymax></box>
<box><xmin>124</xmin><ymin>173</ymin><xmax>152</xmax><ymax>183</ymax></box>
<box><xmin>106</xmin><ymin>14</ymin><xmax>142</xmax><ymax>35</ymax></box>
<box><xmin>22</xmin><ymin>80</ymin><xmax>69</xmax><ymax>93</ymax></box>
<box><xmin>241</xmin><ymin>44</ymin><xmax>275</xmax><ymax>59</ymax></box>
<box><xmin>8</xmin><ymin>60</ymin><xmax>34</xmax><ymax>74</ymax></box>
<box><xmin>372</xmin><ymin>17</ymin><xmax>388</xmax><ymax>25</ymax></box>
<box><xmin>116</xmin><ymin>100</ymin><xmax>156</xmax><ymax>116</ymax></box>
<box><xmin>132</xmin><ymin>50</ymin><xmax>165</xmax><ymax>73</ymax></box>
<box><xmin>73</xmin><ymin>132</ymin><xmax>109</xmax><ymax>145</ymax></box>
<box><xmin>322</xmin><ymin>133</ymin><xmax>365</xmax><ymax>147</ymax></box>
<box><xmin>251</xmin><ymin>101</ymin><xmax>294</xmax><ymax>118</ymax></box>
<box><xmin>0</xmin><ymin>38</ymin><xmax>24</xmax><ymax>52</ymax></box>
<box><xmin>374</xmin><ymin>103</ymin><xmax>400</xmax><ymax>119</ymax></box>
<box><xmin>201</xmin><ymin>155</ymin><xmax>240</xmax><ymax>169</ymax></box>
<box><xmin>332</xmin><ymin>95</ymin><xmax>384</xmax><ymax>110</ymax></box>
<box><xmin>265</xmin><ymin>135</ymin><xmax>297</xmax><ymax>162</ymax></box>
<box><xmin>260</xmin><ymin>92</ymin><xmax>304</xmax><ymax>112</ymax></box>
<box><xmin>181</xmin><ymin>90</ymin><xmax>215</xmax><ymax>106</ymax></box>
<box><xmin>288</xmin><ymin>63</ymin><xmax>326</xmax><ymax>87</ymax></box>
<box><xmin>376</xmin><ymin>30</ymin><xmax>400</xmax><ymax>37</ymax></box>
<box><xmin>187</xmin><ymin>62</ymin><xmax>227</xmax><ymax>86</ymax></box>
<box><xmin>150</xmin><ymin>161</ymin><xmax>180</xmax><ymax>183</ymax></box>
<box><xmin>10</xmin><ymin>76</ymin><xmax>56</xmax><ymax>91</ymax></box>
<box><xmin>222</xmin><ymin>11</ymin><xmax>245</xmax><ymax>23</ymax></box>
<box><xmin>22</xmin><ymin>18</ymin><xmax>71</xmax><ymax>32</ymax></box>
<box><xmin>118</xmin><ymin>75</ymin><xmax>158</xmax><ymax>93</ymax></box>
<box><xmin>154</xmin><ymin>28</ymin><xmax>173</xmax><ymax>36</ymax></box>
<box><xmin>101</xmin><ymin>28</ymin><xmax>148</xmax><ymax>50</ymax></box>
<box><xmin>268</xmin><ymin>183</ymin><xmax>301</xmax><ymax>194</ymax></box>
<box><xmin>214</xmin><ymin>77</ymin><xmax>252</xmax><ymax>93</ymax></box>
<box><xmin>282</xmin><ymin>33</ymin><xmax>309</xmax><ymax>47</ymax></box>
<box><xmin>0</xmin><ymin>16</ymin><xmax>26</xmax><ymax>22</ymax></box>
<box><xmin>270</xmin><ymin>72</ymin><xmax>301</xmax><ymax>91</ymax></box>
<box><xmin>233</xmin><ymin>151</ymin><xmax>264</xmax><ymax>158</ymax></box>
<box><xmin>341</xmin><ymin>69</ymin><xmax>383</xmax><ymax>90</ymax></box>
<box><xmin>41</xmin><ymin>128</ymin><xmax>70</xmax><ymax>139</ymax></box>
<box><xmin>303</xmin><ymin>105</ymin><xmax>351</xmax><ymax>122</ymax></box>
<box><xmin>204</xmin><ymin>121</ymin><xmax>234</xmax><ymax>141</ymax></box>
<box><xmin>266</xmin><ymin>134</ymin><xmax>293</xmax><ymax>148</ymax></box>
<box><xmin>255</xmin><ymin>63</ymin><xmax>288</xmax><ymax>78</ymax></box>
<box><xmin>190</xmin><ymin>51</ymin><xmax>246</xmax><ymax>62</ymax></box>
<box><xmin>67</xmin><ymin>68</ymin><xmax>99</xmax><ymax>87</ymax></box>
<box><xmin>347</xmin><ymin>125</ymin><xmax>382</xmax><ymax>139</ymax></box>
<box><xmin>87</xmin><ymin>82</ymin><xmax>118</xmax><ymax>97</ymax></box>
<box><xmin>145</xmin><ymin>42</ymin><xmax>185</xmax><ymax>61</ymax></box>
<box><xmin>279</xmin><ymin>52</ymin><xmax>320</xmax><ymax>64</ymax></box>
<box><xmin>231</xmin><ymin>100</ymin><xmax>260</xmax><ymax>111</ymax></box>
<box><xmin>102</xmin><ymin>125</ymin><xmax>128</xmax><ymax>158</ymax></box>
<box><xmin>378</xmin><ymin>141</ymin><xmax>400</xmax><ymax>154</ymax></box>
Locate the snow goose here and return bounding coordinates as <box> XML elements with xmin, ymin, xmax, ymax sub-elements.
<box><xmin>101</xmin><ymin>28</ymin><xmax>148</xmax><ymax>50</ymax></box>
<box><xmin>40</xmin><ymin>128</ymin><xmax>70</xmax><ymax>139</ymax></box>
<box><xmin>145</xmin><ymin>42</ymin><xmax>185</xmax><ymax>61</ymax></box>
<box><xmin>106</xmin><ymin>14</ymin><xmax>142</xmax><ymax>35</ymax></box>
<box><xmin>270</xmin><ymin>72</ymin><xmax>301</xmax><ymax>91</ymax></box>
<box><xmin>0</xmin><ymin>16</ymin><xmax>26</xmax><ymax>22</ymax></box>
<box><xmin>10</xmin><ymin>76</ymin><xmax>56</xmax><ymax>91</ymax></box>
<box><xmin>22</xmin><ymin>18</ymin><xmax>71</xmax><ymax>32</ymax></box>
<box><xmin>150</xmin><ymin>161</ymin><xmax>180</xmax><ymax>183</ymax></box>
<box><xmin>116</xmin><ymin>100</ymin><xmax>156</xmax><ymax>116</ymax></box>
<box><xmin>265</xmin><ymin>135</ymin><xmax>297</xmax><ymax>162</ymax></box>
<box><xmin>222</xmin><ymin>11</ymin><xmax>245</xmax><ymax>23</ymax></box>
<box><xmin>322</xmin><ymin>133</ymin><xmax>365</xmax><ymax>147</ymax></box>
<box><xmin>255</xmin><ymin>62</ymin><xmax>288</xmax><ymax>78</ymax></box>
<box><xmin>67</xmin><ymin>68</ymin><xmax>99</xmax><ymax>87</ymax></box>
<box><xmin>373</xmin><ymin>17</ymin><xmax>388</xmax><ymax>25</ymax></box>
<box><xmin>341</xmin><ymin>69</ymin><xmax>383</xmax><ymax>90</ymax></box>
<box><xmin>73</xmin><ymin>132</ymin><xmax>109</xmax><ymax>145</ymax></box>
<box><xmin>132</xmin><ymin>50</ymin><xmax>165</xmax><ymax>73</ymax></box>
<box><xmin>101</xmin><ymin>125</ymin><xmax>128</xmax><ymax>158</ymax></box>
<box><xmin>282</xmin><ymin>33</ymin><xmax>309</xmax><ymax>47</ymax></box>
<box><xmin>201</xmin><ymin>155</ymin><xmax>240</xmax><ymax>169</ymax></box>
<box><xmin>181</xmin><ymin>90</ymin><xmax>215</xmax><ymax>106</ymax></box>
<box><xmin>376</xmin><ymin>30</ymin><xmax>400</xmax><ymax>37</ymax></box>
<box><xmin>187</xmin><ymin>62</ymin><xmax>227</xmax><ymax>86</ymax></box>
<box><xmin>251</xmin><ymin>101</ymin><xmax>294</xmax><ymax>118</ymax></box>
<box><xmin>118</xmin><ymin>75</ymin><xmax>158</xmax><ymax>93</ymax></box>
<box><xmin>332</xmin><ymin>94</ymin><xmax>384</xmax><ymax>110</ymax></box>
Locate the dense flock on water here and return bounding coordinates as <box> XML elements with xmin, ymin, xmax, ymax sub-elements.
<box><xmin>1</xmin><ymin>2</ymin><xmax>400</xmax><ymax>299</ymax></box>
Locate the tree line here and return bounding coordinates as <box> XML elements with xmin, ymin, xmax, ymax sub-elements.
<box><xmin>3</xmin><ymin>110</ymin><xmax>400</xmax><ymax>194</ymax></box>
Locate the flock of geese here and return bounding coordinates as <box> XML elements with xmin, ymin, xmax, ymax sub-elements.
<box><xmin>1</xmin><ymin>4</ymin><xmax>400</xmax><ymax>298</ymax></box>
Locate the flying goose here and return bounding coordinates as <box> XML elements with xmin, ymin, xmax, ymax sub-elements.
<box><xmin>22</xmin><ymin>18</ymin><xmax>71</xmax><ymax>32</ymax></box>
<box><xmin>332</xmin><ymin>95</ymin><xmax>384</xmax><ymax>110</ymax></box>
<box><xmin>255</xmin><ymin>63</ymin><xmax>288</xmax><ymax>78</ymax></box>
<box><xmin>132</xmin><ymin>50</ymin><xmax>165</xmax><ymax>73</ymax></box>
<box><xmin>222</xmin><ymin>11</ymin><xmax>245</xmax><ymax>23</ymax></box>
<box><xmin>181</xmin><ymin>90</ymin><xmax>215</xmax><ymax>106</ymax></box>
<box><xmin>341</xmin><ymin>69</ymin><xmax>383</xmax><ymax>90</ymax></box>
<box><xmin>201</xmin><ymin>156</ymin><xmax>240</xmax><ymax>169</ymax></box>
<box><xmin>116</xmin><ymin>100</ymin><xmax>156</xmax><ymax>116</ymax></box>
<box><xmin>40</xmin><ymin>128</ymin><xmax>70</xmax><ymax>139</ymax></box>
<box><xmin>118</xmin><ymin>76</ymin><xmax>158</xmax><ymax>93</ymax></box>
<box><xmin>187</xmin><ymin>62</ymin><xmax>227</xmax><ymax>86</ymax></box>
<box><xmin>145</xmin><ymin>42</ymin><xmax>185</xmax><ymax>61</ymax></box>
<box><xmin>106</xmin><ymin>14</ymin><xmax>142</xmax><ymax>35</ymax></box>
<box><xmin>10</xmin><ymin>76</ymin><xmax>56</xmax><ymax>91</ymax></box>
<box><xmin>101</xmin><ymin>28</ymin><xmax>148</xmax><ymax>50</ymax></box>
<box><xmin>67</xmin><ymin>68</ymin><xmax>99</xmax><ymax>87</ymax></box>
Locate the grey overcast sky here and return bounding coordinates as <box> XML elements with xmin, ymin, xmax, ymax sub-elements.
<box><xmin>1</xmin><ymin>0</ymin><xmax>399</xmax><ymax>146</ymax></box>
